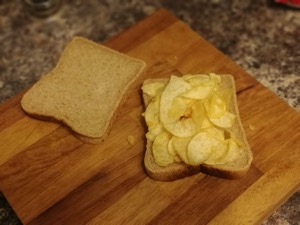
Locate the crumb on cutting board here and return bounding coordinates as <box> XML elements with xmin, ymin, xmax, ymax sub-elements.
<box><xmin>127</xmin><ymin>135</ymin><xmax>136</xmax><ymax>145</ymax></box>
<box><xmin>249</xmin><ymin>124</ymin><xmax>255</xmax><ymax>131</ymax></box>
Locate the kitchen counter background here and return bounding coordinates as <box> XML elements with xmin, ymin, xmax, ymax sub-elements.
<box><xmin>0</xmin><ymin>0</ymin><xmax>299</xmax><ymax>224</ymax></box>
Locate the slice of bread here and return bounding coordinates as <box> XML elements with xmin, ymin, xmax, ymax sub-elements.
<box><xmin>143</xmin><ymin>75</ymin><xmax>253</xmax><ymax>181</ymax></box>
<box><xmin>21</xmin><ymin>37</ymin><xmax>146</xmax><ymax>143</ymax></box>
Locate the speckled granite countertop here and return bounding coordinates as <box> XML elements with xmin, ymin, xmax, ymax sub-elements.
<box><xmin>0</xmin><ymin>0</ymin><xmax>299</xmax><ymax>224</ymax></box>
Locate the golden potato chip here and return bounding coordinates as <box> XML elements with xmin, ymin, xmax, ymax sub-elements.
<box><xmin>160</xmin><ymin>76</ymin><xmax>191</xmax><ymax>125</ymax></box>
<box><xmin>167</xmin><ymin>138</ymin><xmax>177</xmax><ymax>156</ymax></box>
<box><xmin>142</xmin><ymin>82</ymin><xmax>166</xmax><ymax>97</ymax></box>
<box><xmin>209</xmin><ymin>73</ymin><xmax>221</xmax><ymax>84</ymax></box>
<box><xmin>183</xmin><ymin>74</ymin><xmax>210</xmax><ymax>86</ymax></box>
<box><xmin>191</xmin><ymin>101</ymin><xmax>205</xmax><ymax>129</ymax></box>
<box><xmin>206</xmin><ymin>94</ymin><xmax>227</xmax><ymax>118</ymax></box>
<box><xmin>229</xmin><ymin>131</ymin><xmax>243</xmax><ymax>147</ymax></box>
<box><xmin>171</xmin><ymin>136</ymin><xmax>192</xmax><ymax>164</ymax></box>
<box><xmin>160</xmin><ymin>76</ymin><xmax>196</xmax><ymax>137</ymax></box>
<box><xmin>164</xmin><ymin>118</ymin><xmax>196</xmax><ymax>137</ymax></box>
<box><xmin>144</xmin><ymin>95</ymin><xmax>160</xmax><ymax>128</ymax></box>
<box><xmin>182</xmin><ymin>97</ymin><xmax>197</xmax><ymax>106</ymax></box>
<box><xmin>209</xmin><ymin>111</ymin><xmax>236</xmax><ymax>128</ymax></box>
<box><xmin>181</xmin><ymin>82</ymin><xmax>214</xmax><ymax>100</ymax></box>
<box><xmin>201</xmin><ymin>116</ymin><xmax>214</xmax><ymax>129</ymax></box>
<box><xmin>167</xmin><ymin>97</ymin><xmax>187</xmax><ymax>120</ymax></box>
<box><xmin>216</xmin><ymin>87</ymin><xmax>232</xmax><ymax>110</ymax></box>
<box><xmin>225</xmin><ymin>139</ymin><xmax>241</xmax><ymax>162</ymax></box>
<box><xmin>205</xmin><ymin>127</ymin><xmax>225</xmax><ymax>141</ymax></box>
<box><xmin>187</xmin><ymin>132</ymin><xmax>214</xmax><ymax>165</ymax></box>
<box><xmin>146</xmin><ymin>123</ymin><xmax>163</xmax><ymax>142</ymax></box>
<box><xmin>191</xmin><ymin>101</ymin><xmax>214</xmax><ymax>130</ymax></box>
<box><xmin>152</xmin><ymin>131</ymin><xmax>175</xmax><ymax>166</ymax></box>
<box><xmin>203</xmin><ymin>138</ymin><xmax>228</xmax><ymax>165</ymax></box>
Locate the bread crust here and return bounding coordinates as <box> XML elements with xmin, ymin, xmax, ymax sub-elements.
<box><xmin>143</xmin><ymin>75</ymin><xmax>253</xmax><ymax>181</ymax></box>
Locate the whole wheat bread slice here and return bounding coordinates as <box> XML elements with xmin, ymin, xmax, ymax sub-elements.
<box><xmin>143</xmin><ymin>75</ymin><xmax>253</xmax><ymax>181</ymax></box>
<box><xmin>21</xmin><ymin>37</ymin><xmax>146</xmax><ymax>143</ymax></box>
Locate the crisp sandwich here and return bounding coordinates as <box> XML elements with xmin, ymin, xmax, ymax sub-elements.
<box><xmin>142</xmin><ymin>74</ymin><xmax>252</xmax><ymax>181</ymax></box>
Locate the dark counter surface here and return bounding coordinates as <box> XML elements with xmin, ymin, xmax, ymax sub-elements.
<box><xmin>0</xmin><ymin>0</ymin><xmax>299</xmax><ymax>224</ymax></box>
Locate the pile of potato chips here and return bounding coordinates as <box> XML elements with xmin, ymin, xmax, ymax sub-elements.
<box><xmin>142</xmin><ymin>74</ymin><xmax>242</xmax><ymax>167</ymax></box>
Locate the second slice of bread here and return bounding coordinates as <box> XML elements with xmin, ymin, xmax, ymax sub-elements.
<box><xmin>143</xmin><ymin>75</ymin><xmax>253</xmax><ymax>181</ymax></box>
<box><xmin>21</xmin><ymin>37</ymin><xmax>146</xmax><ymax>143</ymax></box>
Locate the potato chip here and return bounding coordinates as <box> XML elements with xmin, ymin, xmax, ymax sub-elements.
<box><xmin>229</xmin><ymin>131</ymin><xmax>243</xmax><ymax>147</ymax></box>
<box><xmin>144</xmin><ymin>95</ymin><xmax>160</xmax><ymax>128</ymax></box>
<box><xmin>225</xmin><ymin>139</ymin><xmax>240</xmax><ymax>162</ymax></box>
<box><xmin>182</xmin><ymin>97</ymin><xmax>197</xmax><ymax>106</ymax></box>
<box><xmin>182</xmin><ymin>74</ymin><xmax>193</xmax><ymax>79</ymax></box>
<box><xmin>209</xmin><ymin>73</ymin><xmax>221</xmax><ymax>84</ymax></box>
<box><xmin>167</xmin><ymin>138</ymin><xmax>177</xmax><ymax>156</ymax></box>
<box><xmin>146</xmin><ymin>123</ymin><xmax>163</xmax><ymax>142</ymax></box>
<box><xmin>203</xmin><ymin>137</ymin><xmax>228</xmax><ymax>165</ymax></box>
<box><xmin>152</xmin><ymin>132</ymin><xmax>175</xmax><ymax>166</ymax></box>
<box><xmin>216</xmin><ymin>87</ymin><xmax>232</xmax><ymax>110</ymax></box>
<box><xmin>142</xmin><ymin>82</ymin><xmax>166</xmax><ymax>97</ymax></box>
<box><xmin>167</xmin><ymin>97</ymin><xmax>187</xmax><ymax>120</ymax></box>
<box><xmin>206</xmin><ymin>127</ymin><xmax>225</xmax><ymax>141</ymax></box>
<box><xmin>160</xmin><ymin>76</ymin><xmax>191</xmax><ymax>125</ymax></box>
<box><xmin>145</xmin><ymin>132</ymin><xmax>155</xmax><ymax>142</ymax></box>
<box><xmin>181</xmin><ymin>81</ymin><xmax>214</xmax><ymax>100</ymax></box>
<box><xmin>201</xmin><ymin>116</ymin><xmax>215</xmax><ymax>129</ymax></box>
<box><xmin>209</xmin><ymin>112</ymin><xmax>236</xmax><ymax>128</ymax></box>
<box><xmin>187</xmin><ymin>132</ymin><xmax>214</xmax><ymax>165</ymax></box>
<box><xmin>191</xmin><ymin>101</ymin><xmax>214</xmax><ymax>130</ymax></box>
<box><xmin>164</xmin><ymin>118</ymin><xmax>196</xmax><ymax>137</ymax></box>
<box><xmin>206</xmin><ymin>94</ymin><xmax>227</xmax><ymax>118</ymax></box>
<box><xmin>171</xmin><ymin>136</ymin><xmax>192</xmax><ymax>164</ymax></box>
<box><xmin>160</xmin><ymin>76</ymin><xmax>196</xmax><ymax>137</ymax></box>
<box><xmin>183</xmin><ymin>74</ymin><xmax>210</xmax><ymax>86</ymax></box>
<box><xmin>191</xmin><ymin>101</ymin><xmax>205</xmax><ymax>129</ymax></box>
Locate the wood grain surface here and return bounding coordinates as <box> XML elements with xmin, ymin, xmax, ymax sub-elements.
<box><xmin>0</xmin><ymin>9</ymin><xmax>299</xmax><ymax>225</ymax></box>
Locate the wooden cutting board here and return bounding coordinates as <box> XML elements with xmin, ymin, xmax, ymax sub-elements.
<box><xmin>0</xmin><ymin>9</ymin><xmax>299</xmax><ymax>225</ymax></box>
